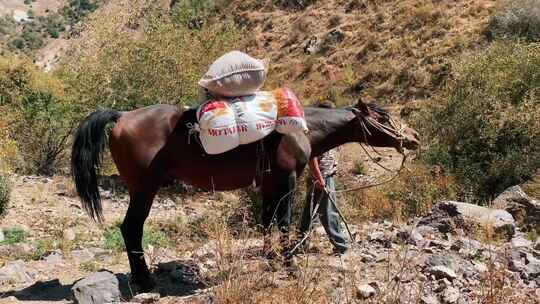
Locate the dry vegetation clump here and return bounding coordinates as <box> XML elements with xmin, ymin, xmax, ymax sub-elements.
<box><xmin>228</xmin><ymin>0</ymin><xmax>497</xmax><ymax>104</ymax></box>
<box><xmin>58</xmin><ymin>0</ymin><xmax>243</xmax><ymax>110</ymax></box>
<box><xmin>0</xmin><ymin>172</ymin><xmax>11</xmax><ymax>219</ymax></box>
<box><xmin>340</xmin><ymin>163</ymin><xmax>456</xmax><ymax>222</ymax></box>
<box><xmin>486</xmin><ymin>0</ymin><xmax>540</xmax><ymax>42</ymax></box>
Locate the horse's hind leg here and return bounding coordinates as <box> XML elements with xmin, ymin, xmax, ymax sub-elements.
<box><xmin>121</xmin><ymin>188</ymin><xmax>157</xmax><ymax>291</ymax></box>
<box><xmin>261</xmin><ymin>170</ymin><xmax>296</xmax><ymax>252</ymax></box>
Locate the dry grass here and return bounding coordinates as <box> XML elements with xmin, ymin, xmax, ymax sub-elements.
<box><xmin>230</xmin><ymin>0</ymin><xmax>499</xmax><ymax>104</ymax></box>
<box><xmin>340</xmin><ymin>163</ymin><xmax>457</xmax><ymax>222</ymax></box>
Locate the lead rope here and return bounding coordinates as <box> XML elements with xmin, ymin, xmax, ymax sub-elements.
<box><xmin>289</xmin><ymin>111</ymin><xmax>410</xmax><ymax>254</ymax></box>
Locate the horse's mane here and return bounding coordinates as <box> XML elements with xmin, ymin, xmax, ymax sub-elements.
<box><xmin>340</xmin><ymin>102</ymin><xmax>390</xmax><ymax>118</ymax></box>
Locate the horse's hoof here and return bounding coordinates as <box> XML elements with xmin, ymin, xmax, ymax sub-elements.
<box><xmin>131</xmin><ymin>275</ymin><xmax>156</xmax><ymax>293</ymax></box>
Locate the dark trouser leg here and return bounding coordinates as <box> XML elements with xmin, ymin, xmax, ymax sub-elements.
<box><xmin>318</xmin><ymin>176</ymin><xmax>348</xmax><ymax>252</ymax></box>
<box><xmin>121</xmin><ymin>190</ymin><xmax>156</xmax><ymax>291</ymax></box>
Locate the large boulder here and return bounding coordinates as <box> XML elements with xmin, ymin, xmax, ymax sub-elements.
<box><xmin>419</xmin><ymin>201</ymin><xmax>515</xmax><ymax>238</ymax></box>
<box><xmin>71</xmin><ymin>271</ymin><xmax>120</xmax><ymax>304</ymax></box>
<box><xmin>493</xmin><ymin>186</ymin><xmax>540</xmax><ymax>233</ymax></box>
<box><xmin>0</xmin><ymin>260</ymin><xmax>35</xmax><ymax>284</ymax></box>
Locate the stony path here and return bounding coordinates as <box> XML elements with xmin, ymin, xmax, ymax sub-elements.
<box><xmin>1</xmin><ymin>173</ymin><xmax>539</xmax><ymax>303</ymax></box>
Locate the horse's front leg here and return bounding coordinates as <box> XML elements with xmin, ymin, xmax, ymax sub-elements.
<box><xmin>121</xmin><ymin>189</ymin><xmax>157</xmax><ymax>292</ymax></box>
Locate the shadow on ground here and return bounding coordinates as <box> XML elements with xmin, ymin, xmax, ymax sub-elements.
<box><xmin>1</xmin><ymin>264</ymin><xmax>208</xmax><ymax>302</ymax></box>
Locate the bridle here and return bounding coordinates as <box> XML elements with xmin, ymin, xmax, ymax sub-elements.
<box><xmin>333</xmin><ymin>107</ymin><xmax>409</xmax><ymax>194</ymax></box>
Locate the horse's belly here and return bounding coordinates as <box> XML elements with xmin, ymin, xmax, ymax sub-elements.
<box><xmin>172</xmin><ymin>156</ymin><xmax>258</xmax><ymax>191</ymax></box>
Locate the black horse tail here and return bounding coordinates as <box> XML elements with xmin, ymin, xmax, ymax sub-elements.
<box><xmin>71</xmin><ymin>108</ymin><xmax>121</xmax><ymax>222</ymax></box>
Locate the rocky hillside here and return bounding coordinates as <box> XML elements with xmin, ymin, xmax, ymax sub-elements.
<box><xmin>0</xmin><ymin>174</ymin><xmax>539</xmax><ymax>303</ymax></box>
<box><xmin>230</xmin><ymin>0</ymin><xmax>498</xmax><ymax>103</ymax></box>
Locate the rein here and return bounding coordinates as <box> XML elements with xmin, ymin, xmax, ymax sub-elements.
<box><xmin>330</xmin><ymin>110</ymin><xmax>408</xmax><ymax>194</ymax></box>
<box><xmin>288</xmin><ymin>109</ymin><xmax>411</xmax><ymax>255</ymax></box>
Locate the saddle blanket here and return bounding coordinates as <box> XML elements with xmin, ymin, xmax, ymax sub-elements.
<box><xmin>196</xmin><ymin>87</ymin><xmax>308</xmax><ymax>154</ymax></box>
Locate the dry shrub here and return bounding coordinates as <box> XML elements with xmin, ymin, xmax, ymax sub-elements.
<box><xmin>232</xmin><ymin>0</ymin><xmax>493</xmax><ymax>103</ymax></box>
<box><xmin>522</xmin><ymin>174</ymin><xmax>540</xmax><ymax>198</ymax></box>
<box><xmin>342</xmin><ymin>163</ymin><xmax>456</xmax><ymax>222</ymax></box>
<box><xmin>0</xmin><ymin>171</ymin><xmax>11</xmax><ymax>219</ymax></box>
<box><xmin>58</xmin><ymin>0</ymin><xmax>243</xmax><ymax>110</ymax></box>
<box><xmin>0</xmin><ymin>118</ymin><xmax>20</xmax><ymax>173</ymax></box>
<box><xmin>486</xmin><ymin>0</ymin><xmax>540</xmax><ymax>42</ymax></box>
<box><xmin>272</xmin><ymin>0</ymin><xmax>318</xmax><ymax>10</ymax></box>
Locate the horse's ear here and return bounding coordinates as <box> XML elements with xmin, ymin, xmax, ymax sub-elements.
<box><xmin>356</xmin><ymin>98</ymin><xmax>370</xmax><ymax>115</ymax></box>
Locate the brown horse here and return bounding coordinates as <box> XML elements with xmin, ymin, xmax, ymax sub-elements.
<box><xmin>71</xmin><ymin>99</ymin><xmax>419</xmax><ymax>291</ymax></box>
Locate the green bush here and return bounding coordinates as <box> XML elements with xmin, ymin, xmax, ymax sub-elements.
<box><xmin>486</xmin><ymin>0</ymin><xmax>540</xmax><ymax>42</ymax></box>
<box><xmin>11</xmin><ymin>91</ymin><xmax>78</xmax><ymax>175</ymax></box>
<box><xmin>0</xmin><ymin>56</ymin><xmax>79</xmax><ymax>176</ymax></box>
<box><xmin>1</xmin><ymin>227</ymin><xmax>27</xmax><ymax>245</ymax></box>
<box><xmin>59</xmin><ymin>0</ymin><xmax>242</xmax><ymax>110</ymax></box>
<box><xmin>0</xmin><ymin>173</ymin><xmax>11</xmax><ymax>218</ymax></box>
<box><xmin>416</xmin><ymin>41</ymin><xmax>540</xmax><ymax>201</ymax></box>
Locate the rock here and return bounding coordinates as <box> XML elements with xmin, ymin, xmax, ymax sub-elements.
<box><xmin>63</xmin><ymin>228</ymin><xmax>76</xmax><ymax>242</ymax></box>
<box><xmin>71</xmin><ymin>271</ymin><xmax>120</xmax><ymax>304</ymax></box>
<box><xmin>2</xmin><ymin>296</ymin><xmax>20</xmax><ymax>303</ymax></box>
<box><xmin>44</xmin><ymin>251</ymin><xmax>64</xmax><ymax>264</ymax></box>
<box><xmin>507</xmin><ymin>250</ymin><xmax>540</xmax><ymax>279</ymax></box>
<box><xmin>89</xmin><ymin>247</ymin><xmax>110</xmax><ymax>261</ymax></box>
<box><xmin>421</xmin><ymin>294</ymin><xmax>440</xmax><ymax>304</ymax></box>
<box><xmin>493</xmin><ymin>186</ymin><xmax>540</xmax><ymax>232</ymax></box>
<box><xmin>368</xmin><ymin>231</ymin><xmax>391</xmax><ymax>248</ymax></box>
<box><xmin>426</xmin><ymin>266</ymin><xmax>458</xmax><ymax>281</ymax></box>
<box><xmin>397</xmin><ymin>226</ymin><xmax>425</xmax><ymax>246</ymax></box>
<box><xmin>360</xmin><ymin>253</ymin><xmax>375</xmax><ymax>263</ymax></box>
<box><xmin>132</xmin><ymin>293</ymin><xmax>160</xmax><ymax>303</ymax></box>
<box><xmin>71</xmin><ymin>249</ymin><xmax>95</xmax><ymax>263</ymax></box>
<box><xmin>0</xmin><ymin>260</ymin><xmax>34</xmax><ymax>284</ymax></box>
<box><xmin>356</xmin><ymin>283</ymin><xmax>376</xmax><ymax>299</ymax></box>
<box><xmin>324</xmin><ymin>29</ymin><xmax>345</xmax><ymax>44</ymax></box>
<box><xmin>193</xmin><ymin>242</ymin><xmax>217</xmax><ymax>260</ymax></box>
<box><xmin>426</xmin><ymin>253</ymin><xmax>477</xmax><ymax>279</ymax></box>
<box><xmin>442</xmin><ymin>286</ymin><xmax>460</xmax><ymax>303</ymax></box>
<box><xmin>368</xmin><ymin>231</ymin><xmax>385</xmax><ymax>242</ymax></box>
<box><xmin>420</xmin><ymin>201</ymin><xmax>515</xmax><ymax>238</ymax></box>
<box><xmin>0</xmin><ymin>229</ymin><xmax>4</xmax><ymax>242</ymax></box>
<box><xmin>511</xmin><ymin>233</ymin><xmax>533</xmax><ymax>248</ymax></box>
<box><xmin>429</xmin><ymin>240</ymin><xmax>450</xmax><ymax>250</ymax></box>
<box><xmin>472</xmin><ymin>261</ymin><xmax>488</xmax><ymax>273</ymax></box>
<box><xmin>304</xmin><ymin>36</ymin><xmax>322</xmax><ymax>54</ymax></box>
<box><xmin>525</xmin><ymin>256</ymin><xmax>540</xmax><ymax>279</ymax></box>
<box><xmin>0</xmin><ymin>243</ymin><xmax>35</xmax><ymax>257</ymax></box>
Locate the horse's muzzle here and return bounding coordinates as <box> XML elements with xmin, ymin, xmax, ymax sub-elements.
<box><xmin>402</xmin><ymin>128</ymin><xmax>420</xmax><ymax>150</ymax></box>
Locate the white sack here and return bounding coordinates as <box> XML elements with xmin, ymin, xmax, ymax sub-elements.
<box><xmin>199</xmin><ymin>51</ymin><xmax>267</xmax><ymax>97</ymax></box>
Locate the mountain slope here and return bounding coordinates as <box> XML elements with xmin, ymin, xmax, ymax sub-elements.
<box><xmin>230</xmin><ymin>0</ymin><xmax>498</xmax><ymax>104</ymax></box>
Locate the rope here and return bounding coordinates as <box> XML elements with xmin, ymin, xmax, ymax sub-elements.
<box><xmin>329</xmin><ymin>108</ymin><xmax>409</xmax><ymax>194</ymax></box>
<box><xmin>186</xmin><ymin>122</ymin><xmax>202</xmax><ymax>147</ymax></box>
<box><xmin>287</xmin><ymin>184</ymin><xmax>322</xmax><ymax>256</ymax></box>
<box><xmin>287</xmin><ymin>108</ymin><xmax>411</xmax><ymax>254</ymax></box>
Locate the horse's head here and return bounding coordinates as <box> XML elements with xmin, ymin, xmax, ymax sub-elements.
<box><xmin>350</xmin><ymin>99</ymin><xmax>420</xmax><ymax>153</ymax></box>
